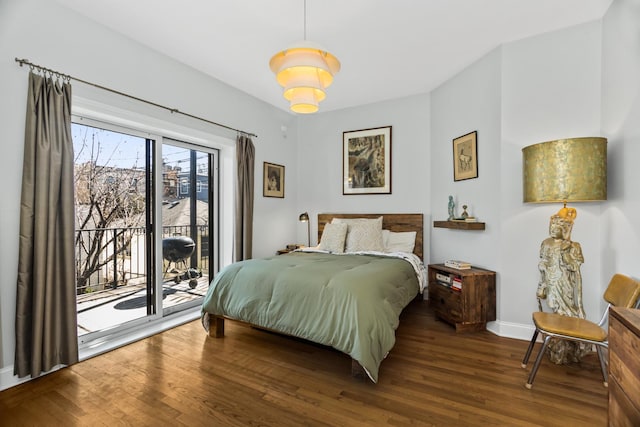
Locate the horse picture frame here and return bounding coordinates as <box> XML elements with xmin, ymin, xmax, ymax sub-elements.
<box><xmin>453</xmin><ymin>131</ymin><xmax>478</xmax><ymax>181</ymax></box>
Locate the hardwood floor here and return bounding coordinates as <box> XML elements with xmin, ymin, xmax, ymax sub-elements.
<box><xmin>0</xmin><ymin>300</ymin><xmax>608</xmax><ymax>426</ymax></box>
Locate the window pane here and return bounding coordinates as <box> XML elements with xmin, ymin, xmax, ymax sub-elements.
<box><xmin>161</xmin><ymin>142</ymin><xmax>212</xmax><ymax>312</ymax></box>
<box><xmin>73</xmin><ymin>122</ymin><xmax>153</xmax><ymax>336</ymax></box>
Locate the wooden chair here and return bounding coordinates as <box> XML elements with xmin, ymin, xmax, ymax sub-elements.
<box><xmin>521</xmin><ymin>273</ymin><xmax>640</xmax><ymax>389</ymax></box>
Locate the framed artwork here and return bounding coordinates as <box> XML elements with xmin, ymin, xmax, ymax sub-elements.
<box><xmin>343</xmin><ymin>126</ymin><xmax>392</xmax><ymax>195</ymax></box>
<box><xmin>453</xmin><ymin>131</ymin><xmax>478</xmax><ymax>181</ymax></box>
<box><xmin>263</xmin><ymin>162</ymin><xmax>284</xmax><ymax>198</ymax></box>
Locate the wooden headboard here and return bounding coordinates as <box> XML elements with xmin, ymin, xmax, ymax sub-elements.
<box><xmin>317</xmin><ymin>213</ymin><xmax>424</xmax><ymax>260</ymax></box>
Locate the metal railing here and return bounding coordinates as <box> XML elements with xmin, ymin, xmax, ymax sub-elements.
<box><xmin>75</xmin><ymin>225</ymin><xmax>209</xmax><ymax>295</ymax></box>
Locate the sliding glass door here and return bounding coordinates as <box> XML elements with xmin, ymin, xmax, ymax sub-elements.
<box><xmin>160</xmin><ymin>139</ymin><xmax>217</xmax><ymax>315</ymax></box>
<box><xmin>73</xmin><ymin>118</ymin><xmax>218</xmax><ymax>340</ymax></box>
<box><xmin>73</xmin><ymin>120</ymin><xmax>155</xmax><ymax>336</ymax></box>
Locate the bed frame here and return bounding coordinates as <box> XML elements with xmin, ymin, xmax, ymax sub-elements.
<box><xmin>207</xmin><ymin>212</ymin><xmax>424</xmax><ymax>379</ymax></box>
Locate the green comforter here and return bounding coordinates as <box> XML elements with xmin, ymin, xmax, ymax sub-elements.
<box><xmin>201</xmin><ymin>251</ymin><xmax>420</xmax><ymax>382</ymax></box>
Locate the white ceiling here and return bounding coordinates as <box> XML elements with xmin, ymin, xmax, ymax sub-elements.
<box><xmin>54</xmin><ymin>0</ymin><xmax>613</xmax><ymax>114</ymax></box>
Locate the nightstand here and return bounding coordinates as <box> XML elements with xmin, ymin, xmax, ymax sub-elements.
<box><xmin>277</xmin><ymin>244</ymin><xmax>304</xmax><ymax>255</ymax></box>
<box><xmin>428</xmin><ymin>263</ymin><xmax>496</xmax><ymax>332</ymax></box>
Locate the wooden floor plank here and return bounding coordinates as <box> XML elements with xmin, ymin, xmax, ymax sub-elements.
<box><xmin>0</xmin><ymin>300</ymin><xmax>608</xmax><ymax>426</ymax></box>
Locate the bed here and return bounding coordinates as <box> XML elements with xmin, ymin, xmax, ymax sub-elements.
<box><xmin>201</xmin><ymin>213</ymin><xmax>425</xmax><ymax>383</ymax></box>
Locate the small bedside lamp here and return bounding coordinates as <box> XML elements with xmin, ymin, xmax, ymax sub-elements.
<box><xmin>299</xmin><ymin>212</ymin><xmax>310</xmax><ymax>247</ymax></box>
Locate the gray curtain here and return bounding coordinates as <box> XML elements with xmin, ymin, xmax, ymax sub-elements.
<box><xmin>14</xmin><ymin>72</ymin><xmax>78</xmax><ymax>378</ymax></box>
<box><xmin>234</xmin><ymin>134</ymin><xmax>255</xmax><ymax>261</ymax></box>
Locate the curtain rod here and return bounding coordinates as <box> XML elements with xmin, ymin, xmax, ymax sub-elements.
<box><xmin>15</xmin><ymin>58</ymin><xmax>257</xmax><ymax>139</ymax></box>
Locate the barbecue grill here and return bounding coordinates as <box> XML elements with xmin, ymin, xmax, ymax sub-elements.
<box><xmin>162</xmin><ymin>236</ymin><xmax>201</xmax><ymax>288</ymax></box>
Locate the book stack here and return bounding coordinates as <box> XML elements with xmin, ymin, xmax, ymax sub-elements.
<box><xmin>435</xmin><ymin>272</ymin><xmax>452</xmax><ymax>288</ymax></box>
<box><xmin>450</xmin><ymin>216</ymin><xmax>478</xmax><ymax>222</ymax></box>
<box><xmin>435</xmin><ymin>272</ymin><xmax>451</xmax><ymax>284</ymax></box>
<box><xmin>451</xmin><ymin>276</ymin><xmax>462</xmax><ymax>292</ymax></box>
<box><xmin>444</xmin><ymin>260</ymin><xmax>472</xmax><ymax>270</ymax></box>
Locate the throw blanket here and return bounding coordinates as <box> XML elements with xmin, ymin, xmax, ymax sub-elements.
<box><xmin>201</xmin><ymin>251</ymin><xmax>421</xmax><ymax>382</ymax></box>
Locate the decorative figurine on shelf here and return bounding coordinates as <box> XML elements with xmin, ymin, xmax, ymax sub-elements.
<box><xmin>448</xmin><ymin>195</ymin><xmax>455</xmax><ymax>221</ymax></box>
<box><xmin>536</xmin><ymin>207</ymin><xmax>588</xmax><ymax>364</ymax></box>
<box><xmin>461</xmin><ymin>205</ymin><xmax>469</xmax><ymax>219</ymax></box>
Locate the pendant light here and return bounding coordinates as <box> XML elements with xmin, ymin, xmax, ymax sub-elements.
<box><xmin>269</xmin><ymin>0</ymin><xmax>340</xmax><ymax>114</ymax></box>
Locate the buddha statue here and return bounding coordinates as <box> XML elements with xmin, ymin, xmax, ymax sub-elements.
<box><xmin>536</xmin><ymin>207</ymin><xmax>588</xmax><ymax>364</ymax></box>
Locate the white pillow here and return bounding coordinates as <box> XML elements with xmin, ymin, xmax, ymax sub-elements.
<box><xmin>332</xmin><ymin>216</ymin><xmax>384</xmax><ymax>252</ymax></box>
<box><xmin>317</xmin><ymin>222</ymin><xmax>348</xmax><ymax>253</ymax></box>
<box><xmin>382</xmin><ymin>230</ymin><xmax>416</xmax><ymax>253</ymax></box>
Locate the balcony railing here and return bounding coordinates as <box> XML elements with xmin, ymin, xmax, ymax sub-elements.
<box><xmin>75</xmin><ymin>225</ymin><xmax>209</xmax><ymax>295</ymax></box>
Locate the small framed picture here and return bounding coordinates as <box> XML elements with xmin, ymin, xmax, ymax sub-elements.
<box><xmin>343</xmin><ymin>126</ymin><xmax>392</xmax><ymax>195</ymax></box>
<box><xmin>263</xmin><ymin>162</ymin><xmax>284</xmax><ymax>198</ymax></box>
<box><xmin>453</xmin><ymin>131</ymin><xmax>478</xmax><ymax>181</ymax></box>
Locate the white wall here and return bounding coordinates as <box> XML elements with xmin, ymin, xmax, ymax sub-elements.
<box><xmin>429</xmin><ymin>47</ymin><xmax>503</xmax><ymax>296</ymax></box>
<box><xmin>601</xmin><ymin>0</ymin><xmax>640</xmax><ymax>281</ymax></box>
<box><xmin>499</xmin><ymin>20</ymin><xmax>604</xmax><ymax>334</ymax></box>
<box><xmin>426</xmin><ymin>9</ymin><xmax>640</xmax><ymax>339</ymax></box>
<box><xmin>0</xmin><ymin>0</ymin><xmax>294</xmax><ymax>389</ymax></box>
<box><xmin>296</xmin><ymin>95</ymin><xmax>431</xmax><ymax>252</ymax></box>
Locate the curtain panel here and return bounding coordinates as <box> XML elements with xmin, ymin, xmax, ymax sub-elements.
<box><xmin>234</xmin><ymin>135</ymin><xmax>255</xmax><ymax>262</ymax></box>
<box><xmin>14</xmin><ymin>72</ymin><xmax>78</xmax><ymax>378</ymax></box>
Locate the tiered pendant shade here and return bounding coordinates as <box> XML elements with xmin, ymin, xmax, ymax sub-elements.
<box><xmin>270</xmin><ymin>42</ymin><xmax>340</xmax><ymax>114</ymax></box>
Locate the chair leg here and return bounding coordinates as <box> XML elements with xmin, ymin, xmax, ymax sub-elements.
<box><xmin>595</xmin><ymin>345</ymin><xmax>608</xmax><ymax>387</ymax></box>
<box><xmin>526</xmin><ymin>335</ymin><xmax>551</xmax><ymax>389</ymax></box>
<box><xmin>521</xmin><ymin>329</ymin><xmax>539</xmax><ymax>368</ymax></box>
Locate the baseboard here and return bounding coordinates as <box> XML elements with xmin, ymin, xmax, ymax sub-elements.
<box><xmin>486</xmin><ymin>319</ymin><xmax>535</xmax><ymax>341</ymax></box>
<box><xmin>0</xmin><ymin>365</ymin><xmax>31</xmax><ymax>391</ymax></box>
<box><xmin>0</xmin><ymin>307</ymin><xmax>201</xmax><ymax>392</ymax></box>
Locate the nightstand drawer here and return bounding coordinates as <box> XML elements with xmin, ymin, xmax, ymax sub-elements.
<box><xmin>429</xmin><ymin>283</ymin><xmax>462</xmax><ymax>321</ymax></box>
<box><xmin>609</xmin><ymin>378</ymin><xmax>640</xmax><ymax>426</ymax></box>
<box><xmin>610</xmin><ymin>316</ymin><xmax>640</xmax><ymax>397</ymax></box>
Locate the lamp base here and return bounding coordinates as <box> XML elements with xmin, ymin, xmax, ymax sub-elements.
<box><xmin>537</xmin><ymin>206</ymin><xmax>587</xmax><ymax>364</ymax></box>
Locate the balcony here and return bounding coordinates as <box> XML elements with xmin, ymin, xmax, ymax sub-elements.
<box><xmin>76</xmin><ymin>225</ymin><xmax>210</xmax><ymax>335</ymax></box>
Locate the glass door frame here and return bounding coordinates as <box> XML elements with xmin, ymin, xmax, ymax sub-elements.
<box><xmin>160</xmin><ymin>138</ymin><xmax>219</xmax><ymax>316</ymax></box>
<box><xmin>73</xmin><ymin>115</ymin><xmax>164</xmax><ymax>345</ymax></box>
<box><xmin>71</xmin><ymin>102</ymin><xmax>226</xmax><ymax>353</ymax></box>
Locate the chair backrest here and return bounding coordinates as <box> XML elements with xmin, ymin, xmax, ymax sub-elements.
<box><xmin>604</xmin><ymin>273</ymin><xmax>640</xmax><ymax>308</ymax></box>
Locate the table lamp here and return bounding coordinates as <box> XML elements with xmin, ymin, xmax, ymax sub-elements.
<box><xmin>299</xmin><ymin>212</ymin><xmax>310</xmax><ymax>247</ymax></box>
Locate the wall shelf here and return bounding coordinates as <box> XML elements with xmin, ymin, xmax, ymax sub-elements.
<box><xmin>433</xmin><ymin>220</ymin><xmax>485</xmax><ymax>230</ymax></box>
